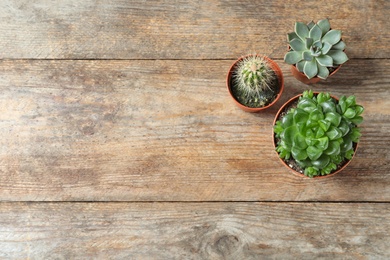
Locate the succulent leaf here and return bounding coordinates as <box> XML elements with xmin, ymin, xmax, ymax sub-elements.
<box><xmin>312</xmin><ymin>154</ymin><xmax>330</xmax><ymax>169</ymax></box>
<box><xmin>297</xmin><ymin>60</ymin><xmax>305</xmax><ymax>72</ymax></box>
<box><xmin>351</xmin><ymin>116</ymin><xmax>363</xmax><ymax>125</ymax></box>
<box><xmin>344</xmin><ymin>108</ymin><xmax>357</xmax><ymax>119</ymax></box>
<box><xmin>325</xmin><ymin>111</ymin><xmax>342</xmax><ymax>126</ymax></box>
<box><xmin>317</xmin><ymin>137</ymin><xmax>329</xmax><ymax>150</ymax></box>
<box><xmin>303</xmin><ymin>59</ymin><xmax>318</xmax><ymax>79</ymax></box>
<box><xmin>315</xmin><ymin>55</ymin><xmax>333</xmax><ymax>67</ymax></box>
<box><xmin>354</xmin><ymin>105</ymin><xmax>364</xmax><ymax>116</ymax></box>
<box><xmin>306</xmin><ymin>136</ymin><xmax>317</xmax><ymax>146</ymax></box>
<box><xmin>322</xmin><ymin>30</ymin><xmax>342</xmax><ymax>45</ymax></box>
<box><xmin>305</xmin><ymin>167</ymin><xmax>318</xmax><ymax>177</ymax></box>
<box><xmin>294</xmin><ymin>134</ymin><xmax>308</xmax><ymax>150</ymax></box>
<box><xmin>292</xmin><ymin>146</ymin><xmax>308</xmax><ymax>160</ymax></box>
<box><xmin>324</xmin><ymin>140</ymin><xmax>341</xmax><ymax>156</ymax></box>
<box><xmin>293</xmin><ymin>108</ymin><xmax>309</xmax><ymax>123</ymax></box>
<box><xmin>319</xmin><ymin>119</ymin><xmax>331</xmax><ymax>132</ymax></box>
<box><xmin>346</xmin><ymin>95</ymin><xmax>356</xmax><ymax>106</ymax></box>
<box><xmin>338</xmin><ymin>96</ymin><xmax>347</xmax><ymax>113</ymax></box>
<box><xmin>345</xmin><ymin>149</ymin><xmax>355</xmax><ymax>160</ymax></box>
<box><xmin>307</xmin><ymin>21</ymin><xmax>315</xmax><ymax>30</ymax></box>
<box><xmin>307</xmin><ymin>146</ymin><xmax>323</xmax><ymax>161</ymax></box>
<box><xmin>309</xmin><ymin>24</ymin><xmax>323</xmax><ymax>41</ymax></box>
<box><xmin>306</xmin><ymin>128</ymin><xmax>315</xmax><ymax>139</ymax></box>
<box><xmin>295</xmin><ymin>22</ymin><xmax>309</xmax><ymax>41</ymax></box>
<box><xmin>302</xmin><ymin>51</ymin><xmax>313</xmax><ymax>61</ymax></box>
<box><xmin>282</xmin><ymin>125</ymin><xmax>298</xmax><ymax>147</ymax></box>
<box><xmin>317</xmin><ymin>64</ymin><xmax>330</xmax><ymax>79</ymax></box>
<box><xmin>305</xmin><ymin>38</ymin><xmax>313</xmax><ymax>49</ymax></box>
<box><xmin>298</xmin><ymin>98</ymin><xmax>317</xmax><ymax>113</ymax></box>
<box><xmin>322</xmin><ymin>162</ymin><xmax>337</xmax><ymax>175</ymax></box>
<box><xmin>317</xmin><ymin>92</ymin><xmax>330</xmax><ymax>104</ymax></box>
<box><xmin>328</xmin><ymin>50</ymin><xmax>349</xmax><ymax>64</ymax></box>
<box><xmin>317</xmin><ymin>18</ymin><xmax>331</xmax><ymax>35</ymax></box>
<box><xmin>306</xmin><ymin>118</ymin><xmax>318</xmax><ymax>128</ymax></box>
<box><xmin>316</xmin><ymin>127</ymin><xmax>325</xmax><ymax>138</ymax></box>
<box><xmin>320</xmin><ymin>100</ymin><xmax>336</xmax><ymax>113</ymax></box>
<box><xmin>341</xmin><ymin>136</ymin><xmax>353</xmax><ymax>152</ymax></box>
<box><xmin>281</xmin><ymin>113</ymin><xmax>294</xmax><ymax>128</ymax></box>
<box><xmin>285</xmin><ymin>51</ymin><xmax>302</xmax><ymax>64</ymax></box>
<box><xmin>313</xmin><ymin>40</ymin><xmax>322</xmax><ymax>49</ymax></box>
<box><xmin>274</xmin><ymin>122</ymin><xmax>283</xmax><ymax>135</ymax></box>
<box><xmin>310</xmin><ymin>108</ymin><xmax>324</xmax><ymax>121</ymax></box>
<box><xmin>321</xmin><ymin>42</ymin><xmax>332</xmax><ymax>54</ymax></box>
<box><xmin>350</xmin><ymin>128</ymin><xmax>362</xmax><ymax>142</ymax></box>
<box><xmin>338</xmin><ymin>120</ymin><xmax>350</xmax><ymax>136</ymax></box>
<box><xmin>326</xmin><ymin>126</ymin><xmax>342</xmax><ymax>140</ymax></box>
<box><xmin>332</xmin><ymin>40</ymin><xmax>346</xmax><ymax>50</ymax></box>
<box><xmin>287</xmin><ymin>32</ymin><xmax>299</xmax><ymax>42</ymax></box>
<box><xmin>302</xmin><ymin>90</ymin><xmax>314</xmax><ymax>98</ymax></box>
<box><xmin>290</xmin><ymin>38</ymin><xmax>306</xmax><ymax>51</ymax></box>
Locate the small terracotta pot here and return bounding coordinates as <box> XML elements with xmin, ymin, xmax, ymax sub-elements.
<box><xmin>290</xmin><ymin>64</ymin><xmax>342</xmax><ymax>85</ymax></box>
<box><xmin>272</xmin><ymin>93</ymin><xmax>358</xmax><ymax>178</ymax></box>
<box><xmin>226</xmin><ymin>55</ymin><xmax>284</xmax><ymax>112</ymax></box>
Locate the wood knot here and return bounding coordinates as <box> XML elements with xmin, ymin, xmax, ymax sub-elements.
<box><xmin>81</xmin><ymin>125</ymin><xmax>95</xmax><ymax>135</ymax></box>
<box><xmin>214</xmin><ymin>235</ymin><xmax>242</xmax><ymax>257</ymax></box>
<box><xmin>195</xmin><ymin>225</ymin><xmax>248</xmax><ymax>259</ymax></box>
<box><xmin>214</xmin><ymin>234</ymin><xmax>240</xmax><ymax>255</ymax></box>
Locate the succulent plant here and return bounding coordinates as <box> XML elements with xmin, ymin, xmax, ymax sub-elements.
<box><xmin>284</xmin><ymin>18</ymin><xmax>348</xmax><ymax>80</ymax></box>
<box><xmin>233</xmin><ymin>55</ymin><xmax>276</xmax><ymax>107</ymax></box>
<box><xmin>274</xmin><ymin>90</ymin><xmax>364</xmax><ymax>177</ymax></box>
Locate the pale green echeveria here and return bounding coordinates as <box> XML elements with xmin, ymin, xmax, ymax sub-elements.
<box><xmin>284</xmin><ymin>19</ymin><xmax>348</xmax><ymax>80</ymax></box>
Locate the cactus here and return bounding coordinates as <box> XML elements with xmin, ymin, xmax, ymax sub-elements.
<box><xmin>232</xmin><ymin>55</ymin><xmax>276</xmax><ymax>107</ymax></box>
<box><xmin>284</xmin><ymin>18</ymin><xmax>348</xmax><ymax>80</ymax></box>
<box><xmin>274</xmin><ymin>90</ymin><xmax>364</xmax><ymax>177</ymax></box>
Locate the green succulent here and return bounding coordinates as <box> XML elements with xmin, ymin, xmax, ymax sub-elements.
<box><xmin>233</xmin><ymin>55</ymin><xmax>276</xmax><ymax>106</ymax></box>
<box><xmin>284</xmin><ymin>18</ymin><xmax>348</xmax><ymax>80</ymax></box>
<box><xmin>274</xmin><ymin>90</ymin><xmax>364</xmax><ymax>177</ymax></box>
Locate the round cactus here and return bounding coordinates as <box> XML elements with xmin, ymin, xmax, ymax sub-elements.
<box><xmin>233</xmin><ymin>55</ymin><xmax>276</xmax><ymax>107</ymax></box>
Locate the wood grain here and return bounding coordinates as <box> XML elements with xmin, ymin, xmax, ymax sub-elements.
<box><xmin>0</xmin><ymin>0</ymin><xmax>389</xmax><ymax>59</ymax></box>
<box><xmin>0</xmin><ymin>59</ymin><xmax>389</xmax><ymax>202</ymax></box>
<box><xmin>0</xmin><ymin>202</ymin><xmax>388</xmax><ymax>259</ymax></box>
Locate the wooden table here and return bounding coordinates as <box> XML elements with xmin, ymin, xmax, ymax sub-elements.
<box><xmin>1</xmin><ymin>1</ymin><xmax>389</xmax><ymax>259</ymax></box>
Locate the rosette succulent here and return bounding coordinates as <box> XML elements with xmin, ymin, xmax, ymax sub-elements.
<box><xmin>233</xmin><ymin>55</ymin><xmax>276</xmax><ymax>107</ymax></box>
<box><xmin>284</xmin><ymin>18</ymin><xmax>348</xmax><ymax>80</ymax></box>
<box><xmin>274</xmin><ymin>90</ymin><xmax>364</xmax><ymax>177</ymax></box>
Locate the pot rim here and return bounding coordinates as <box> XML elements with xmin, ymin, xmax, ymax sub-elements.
<box><xmin>290</xmin><ymin>63</ymin><xmax>342</xmax><ymax>83</ymax></box>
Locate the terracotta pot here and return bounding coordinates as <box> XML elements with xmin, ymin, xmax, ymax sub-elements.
<box><xmin>290</xmin><ymin>64</ymin><xmax>342</xmax><ymax>85</ymax></box>
<box><xmin>226</xmin><ymin>55</ymin><xmax>284</xmax><ymax>112</ymax></box>
<box><xmin>272</xmin><ymin>93</ymin><xmax>358</xmax><ymax>178</ymax></box>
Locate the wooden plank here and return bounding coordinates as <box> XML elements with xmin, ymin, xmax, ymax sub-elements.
<box><xmin>0</xmin><ymin>202</ymin><xmax>388</xmax><ymax>259</ymax></box>
<box><xmin>0</xmin><ymin>0</ymin><xmax>389</xmax><ymax>59</ymax></box>
<box><xmin>0</xmin><ymin>59</ymin><xmax>389</xmax><ymax>202</ymax></box>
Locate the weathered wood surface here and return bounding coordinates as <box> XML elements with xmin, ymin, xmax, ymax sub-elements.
<box><xmin>0</xmin><ymin>59</ymin><xmax>389</xmax><ymax>202</ymax></box>
<box><xmin>1</xmin><ymin>0</ymin><xmax>390</xmax><ymax>258</ymax></box>
<box><xmin>0</xmin><ymin>202</ymin><xmax>388</xmax><ymax>259</ymax></box>
<box><xmin>0</xmin><ymin>0</ymin><xmax>389</xmax><ymax>59</ymax></box>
